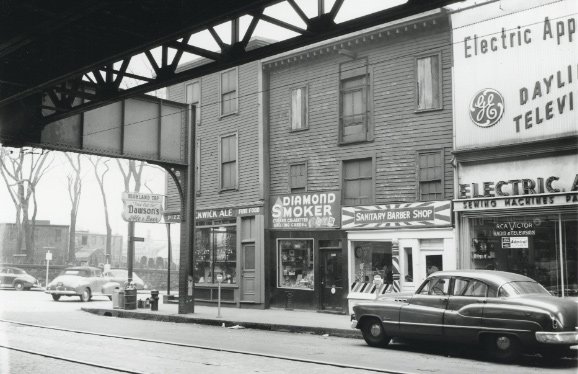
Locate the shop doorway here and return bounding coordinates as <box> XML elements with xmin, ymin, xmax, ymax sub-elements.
<box><xmin>421</xmin><ymin>252</ymin><xmax>443</xmax><ymax>283</ymax></box>
<box><xmin>319</xmin><ymin>241</ymin><xmax>343</xmax><ymax>311</ymax></box>
<box><xmin>240</xmin><ymin>244</ymin><xmax>256</xmax><ymax>302</ymax></box>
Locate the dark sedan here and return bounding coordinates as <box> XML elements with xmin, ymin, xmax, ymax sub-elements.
<box><xmin>0</xmin><ymin>266</ymin><xmax>41</xmax><ymax>290</ymax></box>
<box><xmin>350</xmin><ymin>270</ymin><xmax>578</xmax><ymax>361</ymax></box>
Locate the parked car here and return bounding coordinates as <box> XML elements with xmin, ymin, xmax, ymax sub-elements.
<box><xmin>103</xmin><ymin>269</ymin><xmax>147</xmax><ymax>290</ymax></box>
<box><xmin>0</xmin><ymin>266</ymin><xmax>41</xmax><ymax>290</ymax></box>
<box><xmin>350</xmin><ymin>270</ymin><xmax>578</xmax><ymax>361</ymax></box>
<box><xmin>46</xmin><ymin>266</ymin><xmax>124</xmax><ymax>302</ymax></box>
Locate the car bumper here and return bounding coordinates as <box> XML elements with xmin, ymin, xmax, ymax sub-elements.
<box><xmin>350</xmin><ymin>315</ymin><xmax>358</xmax><ymax>329</ymax></box>
<box><xmin>45</xmin><ymin>290</ymin><xmax>77</xmax><ymax>296</ymax></box>
<box><xmin>535</xmin><ymin>331</ymin><xmax>578</xmax><ymax>345</ymax></box>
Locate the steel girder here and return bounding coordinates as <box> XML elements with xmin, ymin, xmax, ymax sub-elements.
<box><xmin>0</xmin><ymin>0</ymin><xmax>463</xmax><ymax>129</ymax></box>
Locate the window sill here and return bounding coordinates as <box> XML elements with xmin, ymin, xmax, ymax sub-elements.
<box><xmin>220</xmin><ymin>111</ymin><xmax>239</xmax><ymax>119</ymax></box>
<box><xmin>289</xmin><ymin>127</ymin><xmax>309</xmax><ymax>133</ymax></box>
<box><xmin>219</xmin><ymin>188</ymin><xmax>238</xmax><ymax>193</ymax></box>
<box><xmin>414</xmin><ymin>107</ymin><xmax>443</xmax><ymax>114</ymax></box>
<box><xmin>338</xmin><ymin>138</ymin><xmax>374</xmax><ymax>146</ymax></box>
<box><xmin>195</xmin><ymin>283</ymin><xmax>238</xmax><ymax>288</ymax></box>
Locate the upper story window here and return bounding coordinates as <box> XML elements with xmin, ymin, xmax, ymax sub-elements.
<box><xmin>343</xmin><ymin>157</ymin><xmax>373</xmax><ymax>205</ymax></box>
<box><xmin>186</xmin><ymin>81</ymin><xmax>201</xmax><ymax>124</ymax></box>
<box><xmin>339</xmin><ymin>59</ymin><xmax>371</xmax><ymax>144</ymax></box>
<box><xmin>220</xmin><ymin>68</ymin><xmax>238</xmax><ymax>116</ymax></box>
<box><xmin>416</xmin><ymin>53</ymin><xmax>442</xmax><ymax>111</ymax></box>
<box><xmin>417</xmin><ymin>150</ymin><xmax>443</xmax><ymax>201</ymax></box>
<box><xmin>291</xmin><ymin>86</ymin><xmax>308</xmax><ymax>131</ymax></box>
<box><xmin>220</xmin><ymin>133</ymin><xmax>238</xmax><ymax>190</ymax></box>
<box><xmin>289</xmin><ymin>162</ymin><xmax>307</xmax><ymax>193</ymax></box>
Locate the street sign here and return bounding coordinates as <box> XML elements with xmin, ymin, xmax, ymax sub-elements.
<box><xmin>131</xmin><ymin>236</ymin><xmax>145</xmax><ymax>242</ymax></box>
<box><xmin>121</xmin><ymin>192</ymin><xmax>163</xmax><ymax>223</ymax></box>
<box><xmin>45</xmin><ymin>251</ymin><xmax>52</xmax><ymax>261</ymax></box>
<box><xmin>163</xmin><ymin>212</ymin><xmax>182</xmax><ymax>223</ymax></box>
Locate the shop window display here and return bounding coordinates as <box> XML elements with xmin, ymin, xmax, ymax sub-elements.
<box><xmin>352</xmin><ymin>241</ymin><xmax>393</xmax><ymax>285</ymax></box>
<box><xmin>194</xmin><ymin>224</ymin><xmax>237</xmax><ymax>284</ymax></box>
<box><xmin>468</xmin><ymin>213</ymin><xmax>577</xmax><ymax>296</ymax></box>
<box><xmin>278</xmin><ymin>239</ymin><xmax>314</xmax><ymax>290</ymax></box>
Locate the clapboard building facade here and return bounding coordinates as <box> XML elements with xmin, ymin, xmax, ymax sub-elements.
<box><xmin>165</xmin><ymin>39</ymin><xmax>270</xmax><ymax>308</ymax></box>
<box><xmin>263</xmin><ymin>9</ymin><xmax>455</xmax><ymax>312</ymax></box>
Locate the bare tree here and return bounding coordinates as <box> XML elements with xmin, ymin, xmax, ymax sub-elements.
<box><xmin>64</xmin><ymin>152</ymin><xmax>83</xmax><ymax>264</ymax></box>
<box><xmin>89</xmin><ymin>156</ymin><xmax>112</xmax><ymax>264</ymax></box>
<box><xmin>0</xmin><ymin>147</ymin><xmax>52</xmax><ymax>262</ymax></box>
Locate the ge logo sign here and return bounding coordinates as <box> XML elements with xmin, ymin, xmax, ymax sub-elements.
<box><xmin>469</xmin><ymin>88</ymin><xmax>504</xmax><ymax>128</ymax></box>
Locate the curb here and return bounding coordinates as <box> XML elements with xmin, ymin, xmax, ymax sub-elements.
<box><xmin>82</xmin><ymin>307</ymin><xmax>362</xmax><ymax>340</ymax></box>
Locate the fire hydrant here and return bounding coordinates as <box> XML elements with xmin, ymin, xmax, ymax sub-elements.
<box><xmin>150</xmin><ymin>290</ymin><xmax>159</xmax><ymax>311</ymax></box>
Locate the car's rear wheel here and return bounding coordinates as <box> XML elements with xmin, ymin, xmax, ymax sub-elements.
<box><xmin>14</xmin><ymin>282</ymin><xmax>24</xmax><ymax>291</ymax></box>
<box><xmin>360</xmin><ymin>318</ymin><xmax>391</xmax><ymax>347</ymax></box>
<box><xmin>51</xmin><ymin>294</ymin><xmax>60</xmax><ymax>301</ymax></box>
<box><xmin>80</xmin><ymin>288</ymin><xmax>91</xmax><ymax>302</ymax></box>
<box><xmin>482</xmin><ymin>334</ymin><xmax>521</xmax><ymax>362</ymax></box>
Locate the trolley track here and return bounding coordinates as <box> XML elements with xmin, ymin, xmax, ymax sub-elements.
<box><xmin>0</xmin><ymin>319</ymin><xmax>413</xmax><ymax>374</ymax></box>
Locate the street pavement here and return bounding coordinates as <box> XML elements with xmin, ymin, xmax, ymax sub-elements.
<box><xmin>82</xmin><ymin>292</ymin><xmax>361</xmax><ymax>339</ymax></box>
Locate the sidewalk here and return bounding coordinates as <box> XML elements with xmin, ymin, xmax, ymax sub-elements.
<box><xmin>82</xmin><ymin>295</ymin><xmax>362</xmax><ymax>339</ymax></box>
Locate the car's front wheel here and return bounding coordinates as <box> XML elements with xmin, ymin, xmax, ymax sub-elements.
<box><xmin>360</xmin><ymin>318</ymin><xmax>391</xmax><ymax>347</ymax></box>
<box><xmin>14</xmin><ymin>282</ymin><xmax>24</xmax><ymax>291</ymax></box>
<box><xmin>482</xmin><ymin>334</ymin><xmax>521</xmax><ymax>362</ymax></box>
<box><xmin>51</xmin><ymin>294</ymin><xmax>60</xmax><ymax>301</ymax></box>
<box><xmin>80</xmin><ymin>288</ymin><xmax>91</xmax><ymax>302</ymax></box>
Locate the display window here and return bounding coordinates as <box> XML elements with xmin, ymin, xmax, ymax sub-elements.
<box><xmin>467</xmin><ymin>212</ymin><xmax>577</xmax><ymax>296</ymax></box>
<box><xmin>194</xmin><ymin>220</ymin><xmax>237</xmax><ymax>284</ymax></box>
<box><xmin>352</xmin><ymin>241</ymin><xmax>393</xmax><ymax>285</ymax></box>
<box><xmin>277</xmin><ymin>239</ymin><xmax>314</xmax><ymax>290</ymax></box>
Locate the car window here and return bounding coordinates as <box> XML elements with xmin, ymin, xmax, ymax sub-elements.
<box><xmin>418</xmin><ymin>279</ymin><xmax>432</xmax><ymax>294</ymax></box>
<box><xmin>453</xmin><ymin>278</ymin><xmax>470</xmax><ymax>296</ymax></box>
<box><xmin>429</xmin><ymin>277</ymin><xmax>450</xmax><ymax>295</ymax></box>
<box><xmin>499</xmin><ymin>281</ymin><xmax>550</xmax><ymax>296</ymax></box>
<box><xmin>13</xmin><ymin>268</ymin><xmax>24</xmax><ymax>274</ymax></box>
<box><xmin>463</xmin><ymin>280</ymin><xmax>488</xmax><ymax>297</ymax></box>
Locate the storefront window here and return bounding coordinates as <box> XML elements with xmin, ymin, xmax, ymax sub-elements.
<box><xmin>278</xmin><ymin>239</ymin><xmax>314</xmax><ymax>290</ymax></box>
<box><xmin>468</xmin><ymin>213</ymin><xmax>577</xmax><ymax>296</ymax></box>
<box><xmin>194</xmin><ymin>222</ymin><xmax>237</xmax><ymax>284</ymax></box>
<box><xmin>352</xmin><ymin>241</ymin><xmax>392</xmax><ymax>285</ymax></box>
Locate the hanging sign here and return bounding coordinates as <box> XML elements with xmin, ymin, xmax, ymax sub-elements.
<box><xmin>121</xmin><ymin>192</ymin><xmax>163</xmax><ymax>223</ymax></box>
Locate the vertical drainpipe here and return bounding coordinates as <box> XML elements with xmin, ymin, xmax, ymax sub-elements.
<box><xmin>258</xmin><ymin>59</ymin><xmax>269</xmax><ymax>305</ymax></box>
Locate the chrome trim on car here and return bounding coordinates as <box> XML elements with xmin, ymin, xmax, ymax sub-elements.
<box><xmin>536</xmin><ymin>331</ymin><xmax>578</xmax><ymax>344</ymax></box>
<box><xmin>46</xmin><ymin>290</ymin><xmax>76</xmax><ymax>295</ymax></box>
<box><xmin>386</xmin><ymin>320</ymin><xmax>532</xmax><ymax>334</ymax></box>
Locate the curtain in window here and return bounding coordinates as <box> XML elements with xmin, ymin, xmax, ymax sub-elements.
<box><xmin>417</xmin><ymin>56</ymin><xmax>440</xmax><ymax>110</ymax></box>
<box><xmin>291</xmin><ymin>88</ymin><xmax>306</xmax><ymax>130</ymax></box>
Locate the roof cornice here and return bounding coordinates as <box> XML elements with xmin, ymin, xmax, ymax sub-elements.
<box><xmin>263</xmin><ymin>9</ymin><xmax>449</xmax><ymax>70</ymax></box>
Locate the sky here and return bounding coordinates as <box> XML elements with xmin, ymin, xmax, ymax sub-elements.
<box><xmin>0</xmin><ymin>0</ymin><xmax>487</xmax><ymax>250</ymax></box>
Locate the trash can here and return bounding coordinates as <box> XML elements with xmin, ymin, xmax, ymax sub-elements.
<box><xmin>112</xmin><ymin>288</ymin><xmax>125</xmax><ymax>309</ymax></box>
<box><xmin>124</xmin><ymin>288</ymin><xmax>137</xmax><ymax>310</ymax></box>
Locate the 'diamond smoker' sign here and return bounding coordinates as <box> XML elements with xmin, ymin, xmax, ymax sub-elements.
<box><xmin>122</xmin><ymin>192</ymin><xmax>163</xmax><ymax>223</ymax></box>
<box><xmin>270</xmin><ymin>191</ymin><xmax>341</xmax><ymax>229</ymax></box>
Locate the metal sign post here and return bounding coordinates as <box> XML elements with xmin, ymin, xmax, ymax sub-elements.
<box><xmin>216</xmin><ymin>273</ymin><xmax>223</xmax><ymax>318</ymax></box>
<box><xmin>45</xmin><ymin>250</ymin><xmax>52</xmax><ymax>289</ymax></box>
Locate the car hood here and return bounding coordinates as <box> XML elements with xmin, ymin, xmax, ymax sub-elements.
<box><xmin>49</xmin><ymin>275</ymin><xmax>88</xmax><ymax>287</ymax></box>
<box><xmin>503</xmin><ymin>294</ymin><xmax>578</xmax><ymax>329</ymax></box>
